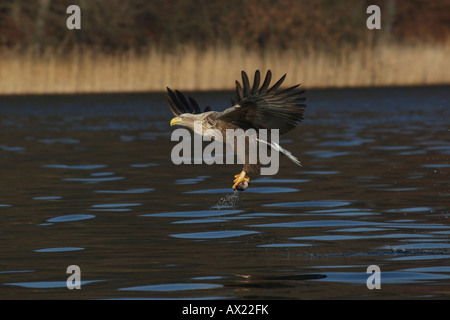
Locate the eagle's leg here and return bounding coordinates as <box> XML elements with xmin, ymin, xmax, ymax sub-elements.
<box><xmin>232</xmin><ymin>170</ymin><xmax>250</xmax><ymax>191</ymax></box>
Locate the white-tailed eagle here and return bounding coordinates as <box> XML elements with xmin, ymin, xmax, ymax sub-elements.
<box><xmin>167</xmin><ymin>70</ymin><xmax>306</xmax><ymax>191</ymax></box>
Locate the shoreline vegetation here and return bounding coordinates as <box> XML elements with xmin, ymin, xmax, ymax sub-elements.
<box><xmin>1</xmin><ymin>41</ymin><xmax>449</xmax><ymax>95</ymax></box>
<box><xmin>1</xmin><ymin>1</ymin><xmax>449</xmax><ymax>94</ymax></box>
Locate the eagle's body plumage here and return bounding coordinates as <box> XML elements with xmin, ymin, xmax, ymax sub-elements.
<box><xmin>167</xmin><ymin>70</ymin><xmax>306</xmax><ymax>190</ymax></box>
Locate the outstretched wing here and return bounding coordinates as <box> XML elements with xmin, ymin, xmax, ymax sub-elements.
<box><xmin>218</xmin><ymin>70</ymin><xmax>306</xmax><ymax>135</ymax></box>
<box><xmin>166</xmin><ymin>88</ymin><xmax>211</xmax><ymax>116</ymax></box>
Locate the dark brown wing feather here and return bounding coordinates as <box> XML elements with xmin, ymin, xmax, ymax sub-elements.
<box><xmin>166</xmin><ymin>88</ymin><xmax>210</xmax><ymax>116</ymax></box>
<box><xmin>218</xmin><ymin>70</ymin><xmax>306</xmax><ymax>135</ymax></box>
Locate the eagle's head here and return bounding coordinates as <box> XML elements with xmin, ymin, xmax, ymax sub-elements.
<box><xmin>170</xmin><ymin>113</ymin><xmax>198</xmax><ymax>128</ymax></box>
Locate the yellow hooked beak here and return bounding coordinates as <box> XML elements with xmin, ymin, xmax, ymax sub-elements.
<box><xmin>170</xmin><ymin>117</ymin><xmax>184</xmax><ymax>126</ymax></box>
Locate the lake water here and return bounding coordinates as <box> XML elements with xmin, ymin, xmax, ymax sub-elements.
<box><xmin>0</xmin><ymin>86</ymin><xmax>449</xmax><ymax>299</ymax></box>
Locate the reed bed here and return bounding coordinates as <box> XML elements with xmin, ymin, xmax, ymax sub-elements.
<box><xmin>0</xmin><ymin>42</ymin><xmax>449</xmax><ymax>95</ymax></box>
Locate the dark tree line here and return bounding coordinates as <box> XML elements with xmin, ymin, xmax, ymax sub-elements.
<box><xmin>0</xmin><ymin>0</ymin><xmax>448</xmax><ymax>54</ymax></box>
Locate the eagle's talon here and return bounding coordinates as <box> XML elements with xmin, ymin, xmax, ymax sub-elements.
<box><xmin>233</xmin><ymin>175</ymin><xmax>250</xmax><ymax>183</ymax></box>
<box><xmin>232</xmin><ymin>171</ymin><xmax>250</xmax><ymax>191</ymax></box>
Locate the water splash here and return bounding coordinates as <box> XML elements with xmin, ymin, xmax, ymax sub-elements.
<box><xmin>212</xmin><ymin>190</ymin><xmax>240</xmax><ymax>209</ymax></box>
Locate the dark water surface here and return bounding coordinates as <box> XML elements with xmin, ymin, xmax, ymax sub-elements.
<box><xmin>0</xmin><ymin>86</ymin><xmax>449</xmax><ymax>299</ymax></box>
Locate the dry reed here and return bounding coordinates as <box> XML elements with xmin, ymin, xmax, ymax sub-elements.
<box><xmin>0</xmin><ymin>42</ymin><xmax>449</xmax><ymax>95</ymax></box>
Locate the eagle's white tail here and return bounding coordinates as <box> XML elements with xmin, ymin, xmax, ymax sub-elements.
<box><xmin>255</xmin><ymin>138</ymin><xmax>302</xmax><ymax>167</ymax></box>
